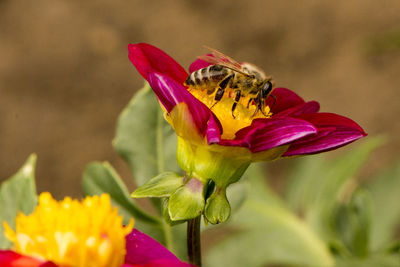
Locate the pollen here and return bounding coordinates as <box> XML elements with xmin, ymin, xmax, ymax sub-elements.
<box><xmin>188</xmin><ymin>87</ymin><xmax>272</xmax><ymax>139</ymax></box>
<box><xmin>3</xmin><ymin>192</ymin><xmax>134</xmax><ymax>267</ymax></box>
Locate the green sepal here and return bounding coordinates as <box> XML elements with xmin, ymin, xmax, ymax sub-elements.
<box><xmin>131</xmin><ymin>172</ymin><xmax>184</xmax><ymax>198</ymax></box>
<box><xmin>168</xmin><ymin>178</ymin><xmax>205</xmax><ymax>221</ymax></box>
<box><xmin>162</xmin><ymin>198</ymin><xmax>185</xmax><ymax>226</ymax></box>
<box><xmin>204</xmin><ymin>187</ymin><xmax>231</xmax><ymax>224</ymax></box>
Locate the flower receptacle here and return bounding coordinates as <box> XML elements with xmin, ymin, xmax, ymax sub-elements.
<box><xmin>177</xmin><ymin>137</ymin><xmax>251</xmax><ymax>187</ymax></box>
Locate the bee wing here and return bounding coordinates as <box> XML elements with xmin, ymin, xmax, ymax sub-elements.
<box><xmin>198</xmin><ymin>47</ymin><xmax>253</xmax><ymax>77</ymax></box>
<box><xmin>203</xmin><ymin>46</ymin><xmax>242</xmax><ymax>68</ymax></box>
<box><xmin>197</xmin><ymin>54</ymin><xmax>228</xmax><ymax>66</ymax></box>
<box><xmin>217</xmin><ymin>62</ymin><xmax>254</xmax><ymax>77</ymax></box>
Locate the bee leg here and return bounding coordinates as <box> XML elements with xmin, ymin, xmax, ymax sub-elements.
<box><xmin>258</xmin><ymin>97</ymin><xmax>271</xmax><ymax>117</ymax></box>
<box><xmin>252</xmin><ymin>105</ymin><xmax>259</xmax><ymax>117</ymax></box>
<box><xmin>269</xmin><ymin>94</ymin><xmax>277</xmax><ymax>111</ymax></box>
<box><xmin>260</xmin><ymin>105</ymin><xmax>269</xmax><ymax>117</ymax></box>
<box><xmin>210</xmin><ymin>87</ymin><xmax>225</xmax><ymax>109</ymax></box>
<box><xmin>246</xmin><ymin>98</ymin><xmax>253</xmax><ymax>108</ymax></box>
<box><xmin>210</xmin><ymin>74</ymin><xmax>234</xmax><ymax>109</ymax></box>
<box><xmin>252</xmin><ymin>97</ymin><xmax>269</xmax><ymax>117</ymax></box>
<box><xmin>231</xmin><ymin>90</ymin><xmax>241</xmax><ymax>119</ymax></box>
<box><xmin>251</xmin><ymin>97</ymin><xmax>261</xmax><ymax>117</ymax></box>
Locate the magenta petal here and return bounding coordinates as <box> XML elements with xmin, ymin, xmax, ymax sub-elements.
<box><xmin>0</xmin><ymin>250</ymin><xmax>45</xmax><ymax>266</ymax></box>
<box><xmin>40</xmin><ymin>262</ymin><xmax>58</xmax><ymax>267</ymax></box>
<box><xmin>148</xmin><ymin>72</ymin><xmax>219</xmax><ymax>136</ymax></box>
<box><xmin>274</xmin><ymin>101</ymin><xmax>320</xmax><ymax>118</ymax></box>
<box><xmin>206</xmin><ymin>115</ymin><xmax>222</xmax><ymax>144</ymax></box>
<box><xmin>283</xmin><ymin>127</ymin><xmax>365</xmax><ymax>156</ymax></box>
<box><xmin>220</xmin><ymin>118</ymin><xmax>317</xmax><ymax>152</ymax></box>
<box><xmin>267</xmin><ymin>88</ymin><xmax>305</xmax><ymax>114</ymax></box>
<box><xmin>189</xmin><ymin>57</ymin><xmax>213</xmax><ymax>73</ymax></box>
<box><xmin>147</xmin><ymin>72</ymin><xmax>187</xmax><ymax>112</ymax></box>
<box><xmin>0</xmin><ymin>250</ymin><xmax>20</xmax><ymax>264</ymax></box>
<box><xmin>300</xmin><ymin>112</ymin><xmax>366</xmax><ymax>134</ymax></box>
<box><xmin>124</xmin><ymin>259</ymin><xmax>193</xmax><ymax>267</ymax></box>
<box><xmin>283</xmin><ymin>113</ymin><xmax>367</xmax><ymax>156</ymax></box>
<box><xmin>128</xmin><ymin>43</ymin><xmax>188</xmax><ymax>84</ymax></box>
<box><xmin>125</xmin><ymin>229</ymin><xmax>180</xmax><ymax>265</ymax></box>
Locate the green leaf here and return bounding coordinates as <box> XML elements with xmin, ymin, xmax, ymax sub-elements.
<box><xmin>82</xmin><ymin>161</ymin><xmax>160</xmax><ymax>225</ymax></box>
<box><xmin>0</xmin><ymin>154</ymin><xmax>38</xmax><ymax>249</ymax></box>
<box><xmin>285</xmin><ymin>155</ymin><xmax>326</xmax><ymax>213</ymax></box>
<box><xmin>285</xmin><ymin>137</ymin><xmax>384</xmax><ymax>241</ymax></box>
<box><xmin>366</xmin><ymin>161</ymin><xmax>400</xmax><ymax>250</ymax></box>
<box><xmin>335</xmin><ymin>254</ymin><xmax>400</xmax><ymax>267</ymax></box>
<box><xmin>205</xmin><ymin>164</ymin><xmax>334</xmax><ymax>267</ymax></box>
<box><xmin>132</xmin><ymin>172</ymin><xmax>184</xmax><ymax>198</ymax></box>
<box><xmin>335</xmin><ymin>189</ymin><xmax>372</xmax><ymax>258</ymax></box>
<box><xmin>113</xmin><ymin>83</ymin><xmax>180</xmax><ymax>186</ymax></box>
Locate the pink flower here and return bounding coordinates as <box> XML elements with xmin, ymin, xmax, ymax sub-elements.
<box><xmin>128</xmin><ymin>43</ymin><xmax>367</xmax><ymax>224</ymax></box>
<box><xmin>128</xmin><ymin>43</ymin><xmax>366</xmax><ymax>157</ymax></box>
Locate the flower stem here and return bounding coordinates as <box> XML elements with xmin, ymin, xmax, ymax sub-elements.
<box><xmin>187</xmin><ymin>216</ymin><xmax>202</xmax><ymax>266</ymax></box>
<box><xmin>162</xmin><ymin>220</ymin><xmax>173</xmax><ymax>251</ymax></box>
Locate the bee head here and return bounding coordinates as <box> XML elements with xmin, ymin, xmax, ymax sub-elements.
<box><xmin>260</xmin><ymin>80</ymin><xmax>274</xmax><ymax>98</ymax></box>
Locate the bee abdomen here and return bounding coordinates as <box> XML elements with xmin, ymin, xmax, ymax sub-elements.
<box><xmin>185</xmin><ymin>64</ymin><xmax>228</xmax><ymax>92</ymax></box>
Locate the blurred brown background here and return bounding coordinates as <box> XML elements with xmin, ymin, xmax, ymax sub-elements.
<box><xmin>1</xmin><ymin>0</ymin><xmax>399</xmax><ymax>198</ymax></box>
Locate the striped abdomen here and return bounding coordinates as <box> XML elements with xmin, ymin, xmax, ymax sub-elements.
<box><xmin>184</xmin><ymin>64</ymin><xmax>229</xmax><ymax>94</ymax></box>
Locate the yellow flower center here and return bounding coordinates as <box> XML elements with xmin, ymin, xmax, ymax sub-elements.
<box><xmin>188</xmin><ymin>87</ymin><xmax>272</xmax><ymax>140</ymax></box>
<box><xmin>3</xmin><ymin>193</ymin><xmax>133</xmax><ymax>267</ymax></box>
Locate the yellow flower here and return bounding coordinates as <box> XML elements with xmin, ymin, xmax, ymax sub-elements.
<box><xmin>3</xmin><ymin>192</ymin><xmax>133</xmax><ymax>267</ymax></box>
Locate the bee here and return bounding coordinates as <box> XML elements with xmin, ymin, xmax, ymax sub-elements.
<box><xmin>184</xmin><ymin>47</ymin><xmax>276</xmax><ymax>118</ymax></box>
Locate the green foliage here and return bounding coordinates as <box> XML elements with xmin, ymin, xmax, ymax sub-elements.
<box><xmin>335</xmin><ymin>254</ymin><xmax>400</xmax><ymax>267</ymax></box>
<box><xmin>334</xmin><ymin>189</ymin><xmax>372</xmax><ymax>258</ymax></box>
<box><xmin>0</xmin><ymin>154</ymin><xmax>38</xmax><ymax>249</ymax></box>
<box><xmin>113</xmin><ymin>83</ymin><xmax>180</xmax><ymax>186</ymax></box>
<box><xmin>286</xmin><ymin>137</ymin><xmax>383</xmax><ymax>242</ymax></box>
<box><xmin>206</xmin><ymin>163</ymin><xmax>335</xmax><ymax>267</ymax></box>
<box><xmin>206</xmin><ymin>138</ymin><xmax>400</xmax><ymax>267</ymax></box>
<box><xmin>367</xmin><ymin>162</ymin><xmax>400</xmax><ymax>250</ymax></box>
<box><xmin>225</xmin><ymin>182</ymin><xmax>247</xmax><ymax>214</ymax></box>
